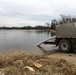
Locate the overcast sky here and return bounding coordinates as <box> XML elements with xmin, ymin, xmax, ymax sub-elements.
<box><xmin>0</xmin><ymin>0</ymin><xmax>76</xmax><ymax>27</ymax></box>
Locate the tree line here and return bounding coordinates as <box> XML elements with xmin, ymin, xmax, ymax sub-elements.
<box><xmin>0</xmin><ymin>25</ymin><xmax>50</xmax><ymax>30</ymax></box>
<box><xmin>51</xmin><ymin>15</ymin><xmax>76</xmax><ymax>30</ymax></box>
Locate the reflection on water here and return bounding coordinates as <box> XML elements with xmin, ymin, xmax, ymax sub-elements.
<box><xmin>0</xmin><ymin>30</ymin><xmax>55</xmax><ymax>55</ymax></box>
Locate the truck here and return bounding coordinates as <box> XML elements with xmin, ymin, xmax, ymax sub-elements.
<box><xmin>37</xmin><ymin>22</ymin><xmax>76</xmax><ymax>53</ymax></box>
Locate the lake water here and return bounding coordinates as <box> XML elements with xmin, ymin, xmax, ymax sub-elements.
<box><xmin>0</xmin><ymin>30</ymin><xmax>57</xmax><ymax>55</ymax></box>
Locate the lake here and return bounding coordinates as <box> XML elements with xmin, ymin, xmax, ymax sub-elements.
<box><xmin>0</xmin><ymin>30</ymin><xmax>57</xmax><ymax>55</ymax></box>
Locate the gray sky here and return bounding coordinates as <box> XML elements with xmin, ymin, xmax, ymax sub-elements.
<box><xmin>0</xmin><ymin>0</ymin><xmax>76</xmax><ymax>27</ymax></box>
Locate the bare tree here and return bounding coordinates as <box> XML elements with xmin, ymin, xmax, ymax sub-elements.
<box><xmin>46</xmin><ymin>23</ymin><xmax>50</xmax><ymax>27</ymax></box>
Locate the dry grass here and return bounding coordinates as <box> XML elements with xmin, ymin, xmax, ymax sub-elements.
<box><xmin>0</xmin><ymin>51</ymin><xmax>76</xmax><ymax>75</ymax></box>
<box><xmin>50</xmin><ymin>29</ymin><xmax>56</xmax><ymax>33</ymax></box>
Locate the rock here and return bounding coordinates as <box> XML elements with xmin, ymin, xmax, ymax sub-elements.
<box><xmin>33</xmin><ymin>63</ymin><xmax>42</xmax><ymax>68</ymax></box>
<box><xmin>24</xmin><ymin>66</ymin><xmax>35</xmax><ymax>72</ymax></box>
<box><xmin>0</xmin><ymin>69</ymin><xmax>5</xmax><ymax>75</ymax></box>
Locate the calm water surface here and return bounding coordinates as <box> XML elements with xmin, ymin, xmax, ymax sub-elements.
<box><xmin>0</xmin><ymin>30</ymin><xmax>57</xmax><ymax>55</ymax></box>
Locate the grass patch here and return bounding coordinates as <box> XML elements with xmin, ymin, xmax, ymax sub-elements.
<box><xmin>0</xmin><ymin>51</ymin><xmax>76</xmax><ymax>75</ymax></box>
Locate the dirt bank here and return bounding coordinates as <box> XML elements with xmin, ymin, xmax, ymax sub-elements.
<box><xmin>48</xmin><ymin>52</ymin><xmax>76</xmax><ymax>64</ymax></box>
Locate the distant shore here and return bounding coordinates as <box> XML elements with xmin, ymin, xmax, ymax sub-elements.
<box><xmin>0</xmin><ymin>28</ymin><xmax>56</xmax><ymax>33</ymax></box>
<box><xmin>45</xmin><ymin>29</ymin><xmax>56</xmax><ymax>33</ymax></box>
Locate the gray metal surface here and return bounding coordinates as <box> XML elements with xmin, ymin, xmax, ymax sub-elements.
<box><xmin>56</xmin><ymin>22</ymin><xmax>76</xmax><ymax>37</ymax></box>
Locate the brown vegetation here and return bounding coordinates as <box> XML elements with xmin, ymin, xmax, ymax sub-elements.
<box><xmin>0</xmin><ymin>51</ymin><xmax>76</xmax><ymax>75</ymax></box>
